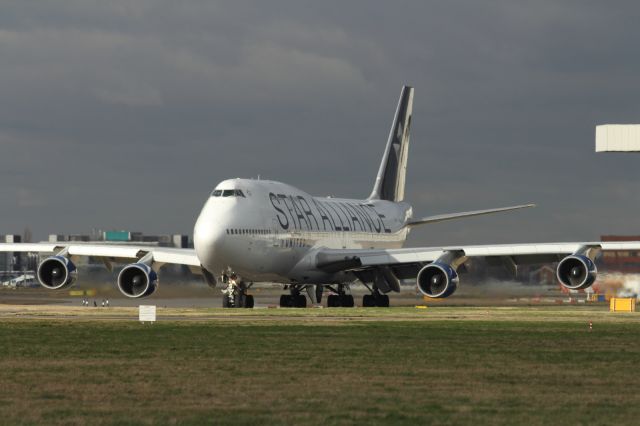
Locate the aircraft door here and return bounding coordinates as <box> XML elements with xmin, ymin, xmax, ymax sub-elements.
<box><xmin>271</xmin><ymin>219</ymin><xmax>281</xmax><ymax>248</ymax></box>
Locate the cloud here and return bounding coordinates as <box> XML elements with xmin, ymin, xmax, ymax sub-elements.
<box><xmin>94</xmin><ymin>85</ymin><xmax>163</xmax><ymax>107</ymax></box>
<box><xmin>1</xmin><ymin>1</ymin><xmax>640</xmax><ymax>243</ymax></box>
<box><xmin>16</xmin><ymin>188</ymin><xmax>45</xmax><ymax>208</ymax></box>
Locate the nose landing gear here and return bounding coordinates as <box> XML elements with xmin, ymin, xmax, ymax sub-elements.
<box><xmin>221</xmin><ymin>274</ymin><xmax>254</xmax><ymax>308</ymax></box>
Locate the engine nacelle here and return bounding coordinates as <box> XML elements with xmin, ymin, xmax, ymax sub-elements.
<box><xmin>37</xmin><ymin>256</ymin><xmax>77</xmax><ymax>290</ymax></box>
<box><xmin>416</xmin><ymin>262</ymin><xmax>459</xmax><ymax>298</ymax></box>
<box><xmin>556</xmin><ymin>254</ymin><xmax>597</xmax><ymax>290</ymax></box>
<box><xmin>117</xmin><ymin>263</ymin><xmax>158</xmax><ymax>298</ymax></box>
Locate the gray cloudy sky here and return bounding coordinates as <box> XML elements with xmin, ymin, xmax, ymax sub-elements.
<box><xmin>2</xmin><ymin>1</ymin><xmax>640</xmax><ymax>246</ymax></box>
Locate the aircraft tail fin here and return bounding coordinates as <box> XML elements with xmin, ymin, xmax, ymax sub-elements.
<box><xmin>369</xmin><ymin>85</ymin><xmax>414</xmax><ymax>202</ymax></box>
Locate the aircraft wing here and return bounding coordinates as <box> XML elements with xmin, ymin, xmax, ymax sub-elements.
<box><xmin>0</xmin><ymin>242</ymin><xmax>203</xmax><ymax>298</ymax></box>
<box><xmin>406</xmin><ymin>204</ymin><xmax>535</xmax><ymax>226</ymax></box>
<box><xmin>316</xmin><ymin>242</ymin><xmax>605</xmax><ymax>270</ymax></box>
<box><xmin>317</xmin><ymin>241</ymin><xmax>640</xmax><ymax>270</ymax></box>
<box><xmin>0</xmin><ymin>243</ymin><xmax>201</xmax><ymax>268</ymax></box>
<box><xmin>315</xmin><ymin>241</ymin><xmax>640</xmax><ymax>295</ymax></box>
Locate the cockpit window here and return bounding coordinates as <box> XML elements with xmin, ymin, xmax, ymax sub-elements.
<box><xmin>212</xmin><ymin>189</ymin><xmax>247</xmax><ymax>198</ymax></box>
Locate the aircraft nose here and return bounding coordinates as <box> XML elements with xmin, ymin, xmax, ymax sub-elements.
<box><xmin>193</xmin><ymin>211</ymin><xmax>225</xmax><ymax>268</ymax></box>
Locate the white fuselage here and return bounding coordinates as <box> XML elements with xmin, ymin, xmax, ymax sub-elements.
<box><xmin>193</xmin><ymin>178</ymin><xmax>412</xmax><ymax>284</ymax></box>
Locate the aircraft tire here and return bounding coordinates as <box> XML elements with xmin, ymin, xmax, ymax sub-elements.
<box><xmin>236</xmin><ymin>293</ymin><xmax>245</xmax><ymax>308</ymax></box>
<box><xmin>327</xmin><ymin>294</ymin><xmax>339</xmax><ymax>307</ymax></box>
<box><xmin>377</xmin><ymin>295</ymin><xmax>390</xmax><ymax>307</ymax></box>
<box><xmin>245</xmin><ymin>295</ymin><xmax>254</xmax><ymax>309</ymax></box>
<box><xmin>363</xmin><ymin>294</ymin><xmax>374</xmax><ymax>307</ymax></box>
<box><xmin>280</xmin><ymin>294</ymin><xmax>293</xmax><ymax>308</ymax></box>
<box><xmin>222</xmin><ymin>294</ymin><xmax>231</xmax><ymax>308</ymax></box>
<box><xmin>340</xmin><ymin>295</ymin><xmax>355</xmax><ymax>308</ymax></box>
<box><xmin>294</xmin><ymin>295</ymin><xmax>307</xmax><ymax>308</ymax></box>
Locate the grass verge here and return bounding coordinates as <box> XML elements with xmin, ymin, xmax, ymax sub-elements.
<box><xmin>0</xmin><ymin>309</ymin><xmax>639</xmax><ymax>425</ymax></box>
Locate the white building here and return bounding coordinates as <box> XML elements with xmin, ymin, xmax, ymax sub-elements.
<box><xmin>596</xmin><ymin>124</ymin><xmax>640</xmax><ymax>152</ymax></box>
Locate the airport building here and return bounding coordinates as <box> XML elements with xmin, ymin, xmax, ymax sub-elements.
<box><xmin>1</xmin><ymin>235</ymin><xmax>22</xmax><ymax>275</ymax></box>
<box><xmin>0</xmin><ymin>234</ymin><xmax>39</xmax><ymax>284</ymax></box>
<box><xmin>599</xmin><ymin>235</ymin><xmax>640</xmax><ymax>273</ymax></box>
<box><xmin>47</xmin><ymin>230</ymin><xmax>190</xmax><ymax>249</ymax></box>
<box><xmin>514</xmin><ymin>235</ymin><xmax>640</xmax><ymax>285</ymax></box>
<box><xmin>595</xmin><ymin>124</ymin><xmax>640</xmax><ymax>152</ymax></box>
<box><xmin>47</xmin><ymin>230</ymin><xmax>192</xmax><ymax>277</ymax></box>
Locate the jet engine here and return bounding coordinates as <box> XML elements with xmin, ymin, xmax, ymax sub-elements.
<box><xmin>556</xmin><ymin>254</ymin><xmax>597</xmax><ymax>290</ymax></box>
<box><xmin>417</xmin><ymin>262</ymin><xmax>459</xmax><ymax>298</ymax></box>
<box><xmin>36</xmin><ymin>256</ymin><xmax>77</xmax><ymax>290</ymax></box>
<box><xmin>117</xmin><ymin>263</ymin><xmax>158</xmax><ymax>298</ymax></box>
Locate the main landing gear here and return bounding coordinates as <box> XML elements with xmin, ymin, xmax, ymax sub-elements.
<box><xmin>279</xmin><ymin>285</ymin><xmax>308</xmax><ymax>308</ymax></box>
<box><xmin>279</xmin><ymin>284</ymin><xmax>354</xmax><ymax>308</ymax></box>
<box><xmin>325</xmin><ymin>284</ymin><xmax>355</xmax><ymax>308</ymax></box>
<box><xmin>278</xmin><ymin>284</ymin><xmax>355</xmax><ymax>308</ymax></box>
<box><xmin>360</xmin><ymin>283</ymin><xmax>390</xmax><ymax>307</ymax></box>
<box><xmin>279</xmin><ymin>294</ymin><xmax>307</xmax><ymax>308</ymax></box>
<box><xmin>277</xmin><ymin>283</ymin><xmax>390</xmax><ymax>308</ymax></box>
<box><xmin>362</xmin><ymin>292</ymin><xmax>390</xmax><ymax>307</ymax></box>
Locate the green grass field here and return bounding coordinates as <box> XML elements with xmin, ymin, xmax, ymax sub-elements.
<box><xmin>1</xmin><ymin>307</ymin><xmax>639</xmax><ymax>425</ymax></box>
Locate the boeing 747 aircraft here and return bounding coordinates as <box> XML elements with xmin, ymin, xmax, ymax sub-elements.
<box><xmin>2</xmin><ymin>86</ymin><xmax>638</xmax><ymax>307</ymax></box>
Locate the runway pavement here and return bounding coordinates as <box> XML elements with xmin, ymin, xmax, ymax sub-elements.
<box><xmin>0</xmin><ymin>280</ymin><xmax>577</xmax><ymax>322</ymax></box>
